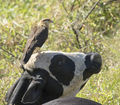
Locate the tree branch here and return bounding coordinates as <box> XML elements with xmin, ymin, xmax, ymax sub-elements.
<box><xmin>58</xmin><ymin>0</ymin><xmax>69</xmax><ymax>15</ymax></box>
<box><xmin>70</xmin><ymin>0</ymin><xmax>77</xmax><ymax>12</ymax></box>
<box><xmin>84</xmin><ymin>0</ymin><xmax>101</xmax><ymax>20</ymax></box>
<box><xmin>0</xmin><ymin>47</ymin><xmax>16</xmax><ymax>58</ymax></box>
<box><xmin>58</xmin><ymin>0</ymin><xmax>81</xmax><ymax>48</ymax></box>
<box><xmin>71</xmin><ymin>0</ymin><xmax>101</xmax><ymax>49</ymax></box>
<box><xmin>58</xmin><ymin>0</ymin><xmax>101</xmax><ymax>49</ymax></box>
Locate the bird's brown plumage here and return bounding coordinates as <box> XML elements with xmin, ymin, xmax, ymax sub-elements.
<box><xmin>21</xmin><ymin>19</ymin><xmax>53</xmax><ymax>67</ymax></box>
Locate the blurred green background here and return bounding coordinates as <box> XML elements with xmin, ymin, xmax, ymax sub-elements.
<box><xmin>0</xmin><ymin>0</ymin><xmax>120</xmax><ymax>105</ymax></box>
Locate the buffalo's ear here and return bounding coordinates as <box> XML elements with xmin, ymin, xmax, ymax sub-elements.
<box><xmin>21</xmin><ymin>78</ymin><xmax>46</xmax><ymax>104</ymax></box>
<box><xmin>5</xmin><ymin>78</ymin><xmax>20</xmax><ymax>102</ymax></box>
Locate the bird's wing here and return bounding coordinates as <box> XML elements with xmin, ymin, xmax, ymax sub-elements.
<box><xmin>33</xmin><ymin>26</ymin><xmax>48</xmax><ymax>47</ymax></box>
<box><xmin>21</xmin><ymin>26</ymin><xmax>48</xmax><ymax>65</ymax></box>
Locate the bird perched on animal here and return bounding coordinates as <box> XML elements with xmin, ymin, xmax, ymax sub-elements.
<box><xmin>20</xmin><ymin>18</ymin><xmax>53</xmax><ymax>68</ymax></box>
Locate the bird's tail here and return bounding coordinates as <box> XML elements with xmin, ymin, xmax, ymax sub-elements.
<box><xmin>20</xmin><ymin>43</ymin><xmax>36</xmax><ymax>69</ymax></box>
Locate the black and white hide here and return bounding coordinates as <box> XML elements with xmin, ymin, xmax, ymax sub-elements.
<box><xmin>5</xmin><ymin>51</ymin><xmax>102</xmax><ymax>105</ymax></box>
<box><xmin>43</xmin><ymin>97</ymin><xmax>102</xmax><ymax>105</ymax></box>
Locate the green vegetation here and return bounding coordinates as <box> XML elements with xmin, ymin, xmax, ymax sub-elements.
<box><xmin>0</xmin><ymin>0</ymin><xmax>120</xmax><ymax>105</ymax></box>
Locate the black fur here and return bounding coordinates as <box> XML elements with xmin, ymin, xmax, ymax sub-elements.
<box><xmin>83</xmin><ymin>53</ymin><xmax>102</xmax><ymax>80</ymax></box>
<box><xmin>6</xmin><ymin>52</ymin><xmax>102</xmax><ymax>105</ymax></box>
<box><xmin>6</xmin><ymin>69</ymin><xmax>63</xmax><ymax>105</ymax></box>
<box><xmin>49</xmin><ymin>54</ymin><xmax>75</xmax><ymax>85</ymax></box>
<box><xmin>43</xmin><ymin>97</ymin><xmax>102</xmax><ymax>105</ymax></box>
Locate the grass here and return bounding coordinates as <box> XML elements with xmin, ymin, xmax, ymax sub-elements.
<box><xmin>0</xmin><ymin>0</ymin><xmax>120</xmax><ymax>105</ymax></box>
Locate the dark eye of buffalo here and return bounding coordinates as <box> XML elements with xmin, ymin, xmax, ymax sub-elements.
<box><xmin>49</xmin><ymin>54</ymin><xmax>75</xmax><ymax>86</ymax></box>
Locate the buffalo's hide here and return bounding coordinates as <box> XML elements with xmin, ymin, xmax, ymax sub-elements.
<box><xmin>6</xmin><ymin>51</ymin><xmax>102</xmax><ymax>105</ymax></box>
<box><xmin>43</xmin><ymin>97</ymin><xmax>102</xmax><ymax>105</ymax></box>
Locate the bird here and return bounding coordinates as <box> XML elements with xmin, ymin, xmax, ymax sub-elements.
<box><xmin>20</xmin><ymin>18</ymin><xmax>53</xmax><ymax>68</ymax></box>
